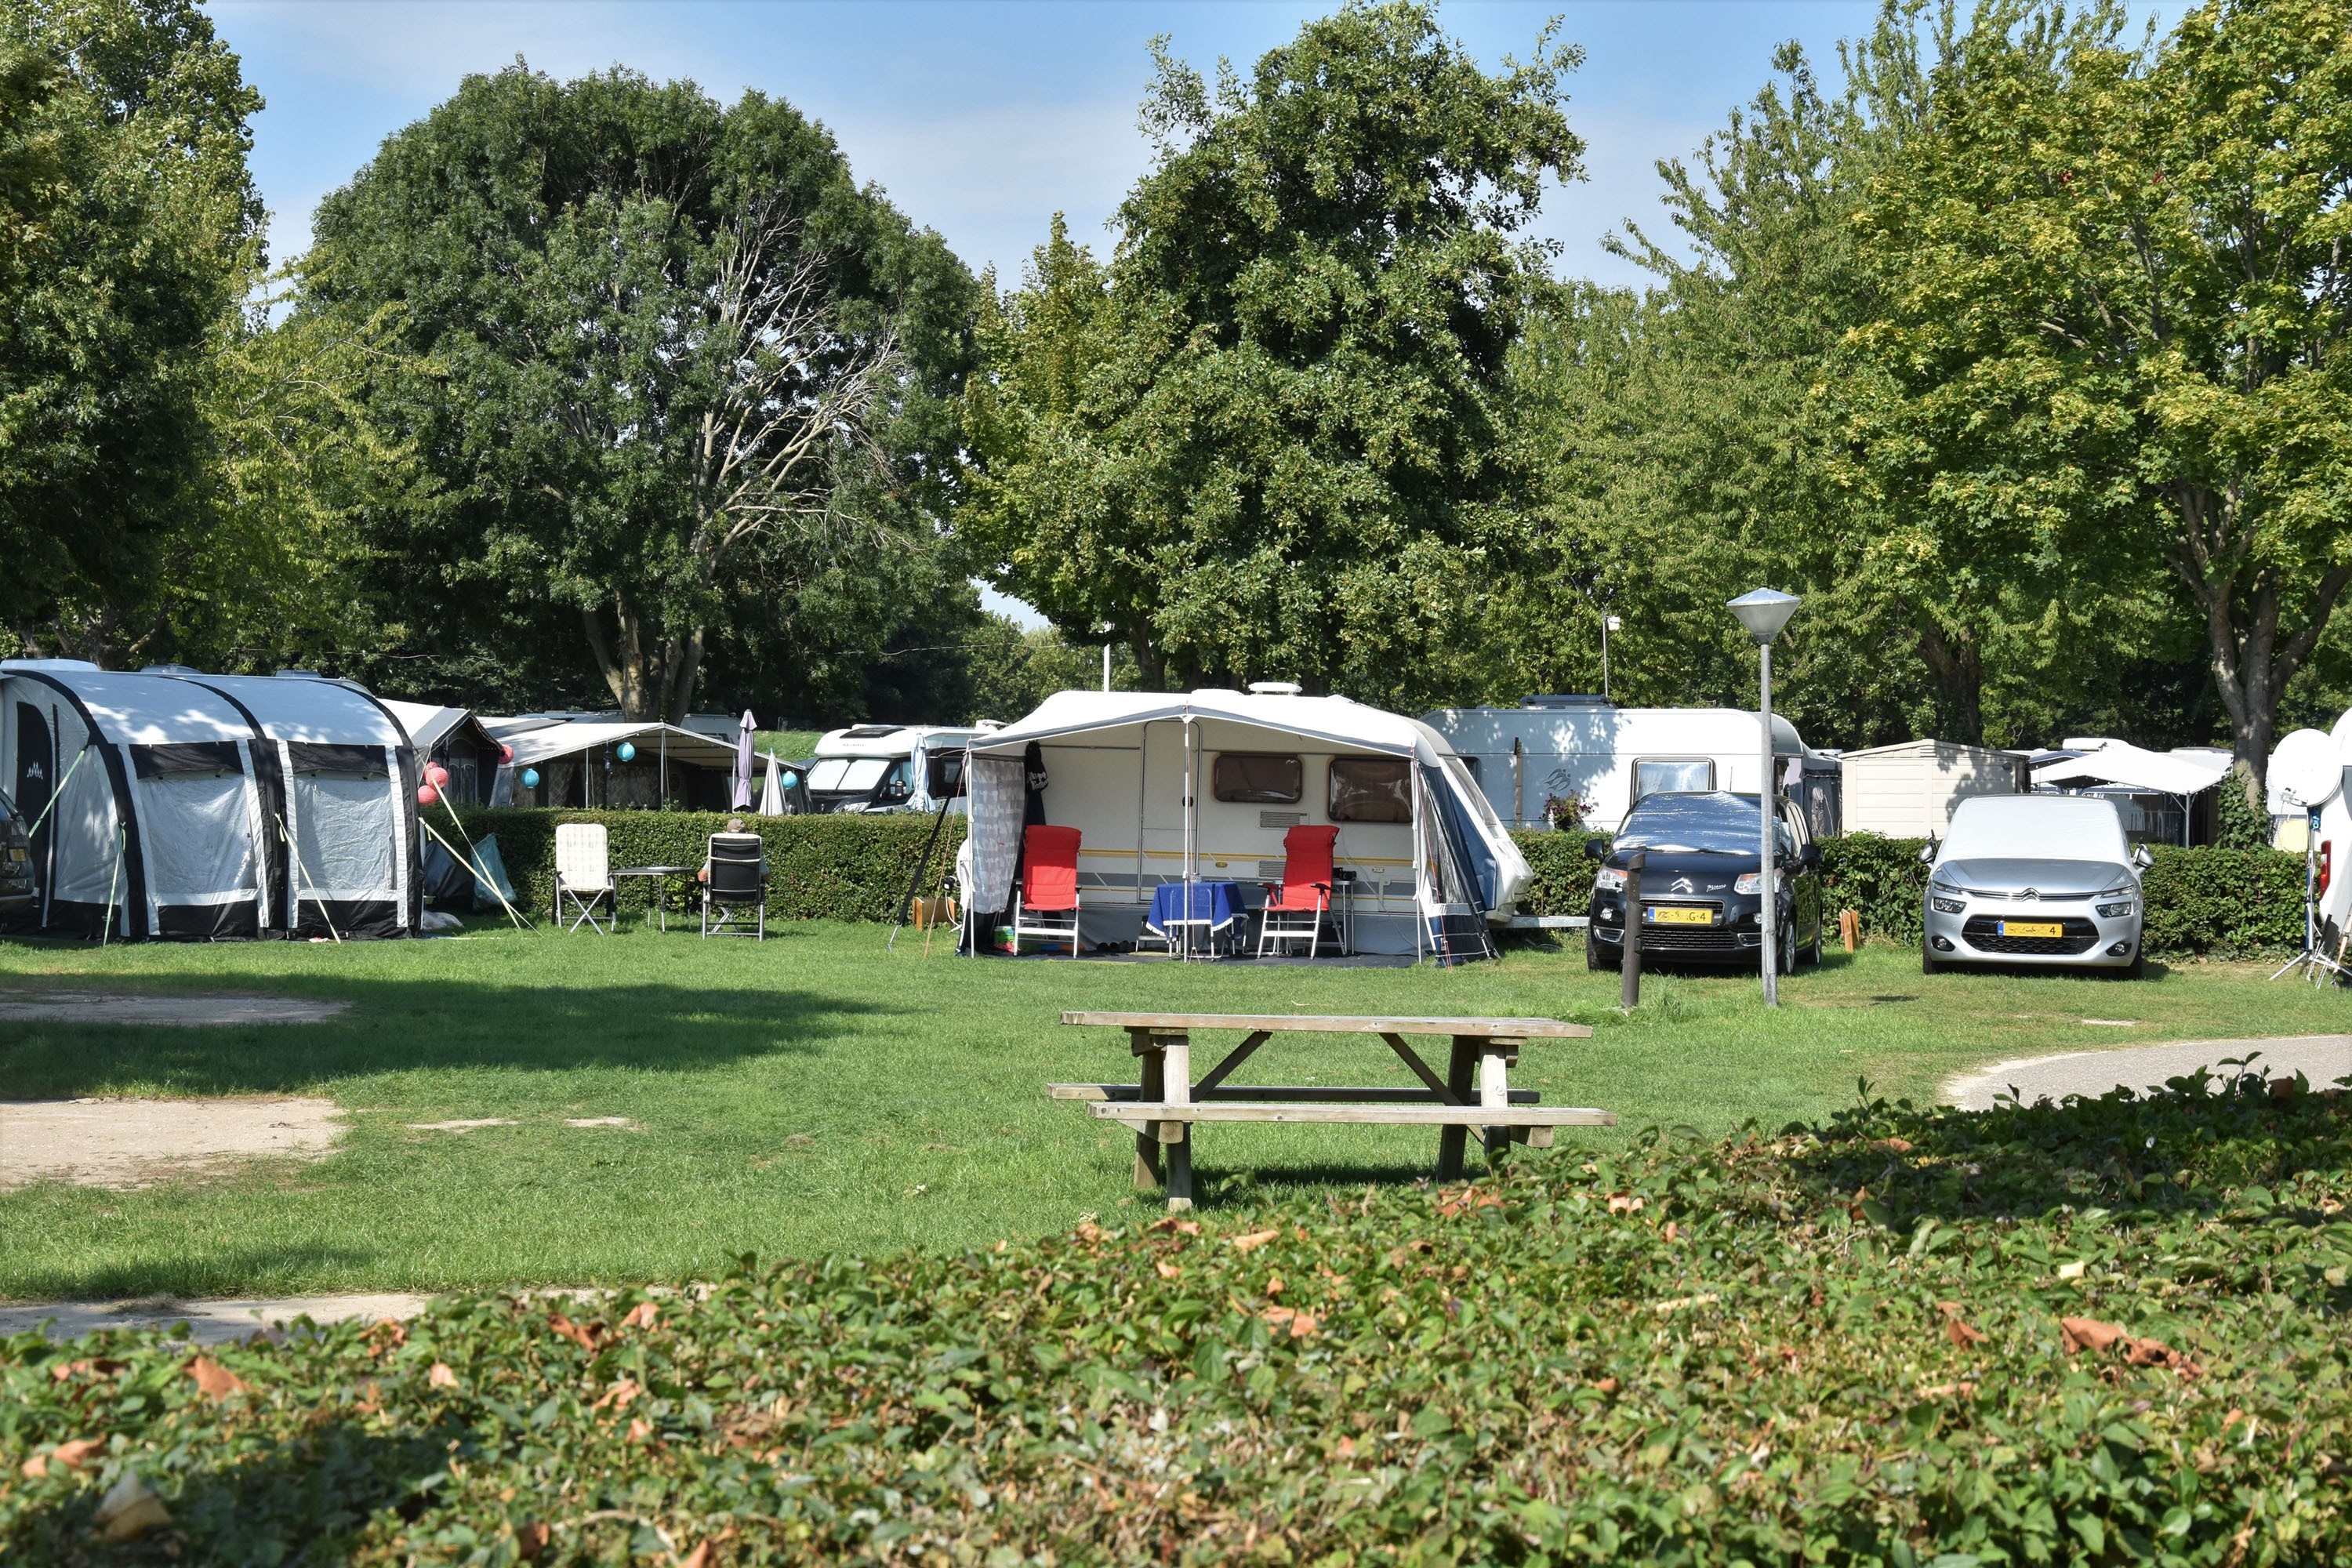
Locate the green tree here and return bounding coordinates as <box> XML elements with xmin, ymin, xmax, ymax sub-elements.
<box><xmin>307</xmin><ymin>64</ymin><xmax>980</xmax><ymax>722</ymax></box>
<box><xmin>0</xmin><ymin>0</ymin><xmax>262</xmax><ymax>659</ymax></box>
<box><xmin>960</xmin><ymin>2</ymin><xmax>1582</xmax><ymax>702</ymax></box>
<box><xmin>1849</xmin><ymin>0</ymin><xmax>2352</xmax><ymax>793</ymax></box>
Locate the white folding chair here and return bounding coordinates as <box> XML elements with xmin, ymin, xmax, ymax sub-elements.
<box><xmin>554</xmin><ymin>823</ymin><xmax>615</xmax><ymax>935</ymax></box>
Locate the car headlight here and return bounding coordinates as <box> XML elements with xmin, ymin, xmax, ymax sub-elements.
<box><xmin>1933</xmin><ymin>896</ymin><xmax>1965</xmax><ymax>914</ymax></box>
<box><xmin>1929</xmin><ymin>877</ymin><xmax>1960</xmax><ymax>895</ymax></box>
<box><xmin>2097</xmin><ymin>899</ymin><xmax>2134</xmax><ymax>918</ymax></box>
<box><xmin>1594</xmin><ymin>866</ymin><xmax>1626</xmax><ymax>892</ymax></box>
<box><xmin>1733</xmin><ymin>871</ymin><xmax>1762</xmax><ymax>895</ymax></box>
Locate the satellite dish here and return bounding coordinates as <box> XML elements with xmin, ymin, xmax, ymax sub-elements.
<box><xmin>2271</xmin><ymin>728</ymin><xmax>2339</xmax><ymax>809</ymax></box>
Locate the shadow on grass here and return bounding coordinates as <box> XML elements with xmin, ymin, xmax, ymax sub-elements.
<box><xmin>0</xmin><ymin>981</ymin><xmax>891</xmax><ymax>1098</ymax></box>
<box><xmin>2</xmin><ymin>1414</ymin><xmax>463</xmax><ymax>1568</ymax></box>
<box><xmin>1780</xmin><ymin>1064</ymin><xmax>2352</xmax><ymax>1225</ymax></box>
<box><xmin>2</xmin><ymin>1243</ymin><xmax>382</xmax><ymax>1305</ymax></box>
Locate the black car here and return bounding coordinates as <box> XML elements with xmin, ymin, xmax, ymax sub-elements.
<box><xmin>1585</xmin><ymin>789</ymin><xmax>1824</xmax><ymax>971</ymax></box>
<box><xmin>0</xmin><ymin>789</ymin><xmax>33</xmax><ymax>918</ymax></box>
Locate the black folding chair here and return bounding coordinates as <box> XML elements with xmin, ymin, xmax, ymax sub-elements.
<box><xmin>701</xmin><ymin>832</ymin><xmax>768</xmax><ymax>940</ymax></box>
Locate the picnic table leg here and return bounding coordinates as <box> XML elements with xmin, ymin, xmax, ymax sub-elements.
<box><xmin>1161</xmin><ymin>1034</ymin><xmax>1193</xmax><ymax>1211</ymax></box>
<box><xmin>1134</xmin><ymin>1044</ymin><xmax>1164</xmax><ymax>1189</ymax></box>
<box><xmin>1436</xmin><ymin>1035</ymin><xmax>1479</xmax><ymax>1180</ymax></box>
<box><xmin>1479</xmin><ymin>1044</ymin><xmax>1513</xmax><ymax>1161</ymax></box>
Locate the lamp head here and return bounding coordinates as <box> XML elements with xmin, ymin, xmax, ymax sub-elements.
<box><xmin>1728</xmin><ymin>587</ymin><xmax>1801</xmax><ymax>644</ymax></box>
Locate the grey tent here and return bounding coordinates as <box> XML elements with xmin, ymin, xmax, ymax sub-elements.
<box><xmin>0</xmin><ymin>662</ymin><xmax>419</xmax><ymax>940</ymax></box>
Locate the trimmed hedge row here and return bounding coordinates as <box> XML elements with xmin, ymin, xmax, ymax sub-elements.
<box><xmin>445</xmin><ymin>811</ymin><xmax>2309</xmax><ymax>955</ymax></box>
<box><xmin>445</xmin><ymin>809</ymin><xmax>966</xmax><ymax>924</ymax></box>
<box><xmin>5</xmin><ymin>1077</ymin><xmax>2347</xmax><ymax>1563</ymax></box>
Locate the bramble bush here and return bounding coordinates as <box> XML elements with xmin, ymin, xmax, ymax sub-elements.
<box><xmin>4</xmin><ymin>1068</ymin><xmax>2347</xmax><ymax>1563</ymax></box>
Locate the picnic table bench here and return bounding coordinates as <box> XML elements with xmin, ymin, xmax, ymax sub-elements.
<box><xmin>1051</xmin><ymin>1011</ymin><xmax>1609</xmax><ymax>1210</ymax></box>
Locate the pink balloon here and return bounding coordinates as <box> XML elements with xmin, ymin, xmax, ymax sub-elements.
<box><xmin>499</xmin><ymin>744</ymin><xmax>515</xmax><ymax>764</ymax></box>
<box><xmin>416</xmin><ymin>784</ymin><xmax>440</xmax><ymax>807</ymax></box>
<box><xmin>426</xmin><ymin>764</ymin><xmax>451</xmax><ymax>789</ymax></box>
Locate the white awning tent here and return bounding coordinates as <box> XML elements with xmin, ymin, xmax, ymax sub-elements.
<box><xmin>2034</xmin><ymin>739</ymin><xmax>2233</xmax><ymax>797</ymax></box>
<box><xmin>0</xmin><ymin>662</ymin><xmax>419</xmax><ymax>939</ymax></box>
<box><xmin>491</xmin><ymin>717</ymin><xmax>742</xmax><ymax>811</ymax></box>
<box><xmin>956</xmin><ymin>690</ymin><xmax>1531</xmax><ymax>961</ymax></box>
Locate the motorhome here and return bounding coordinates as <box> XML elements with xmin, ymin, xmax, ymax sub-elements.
<box><xmin>1420</xmin><ymin>698</ymin><xmax>1828</xmax><ymax>834</ymax></box>
<box><xmin>804</xmin><ymin>724</ymin><xmax>995</xmax><ymax>815</ymax></box>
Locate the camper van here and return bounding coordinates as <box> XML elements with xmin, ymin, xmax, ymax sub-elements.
<box><xmin>1420</xmin><ymin>699</ymin><xmax>1825</xmax><ymax>834</ymax></box>
<box><xmin>804</xmin><ymin>724</ymin><xmax>993</xmax><ymax>815</ymax></box>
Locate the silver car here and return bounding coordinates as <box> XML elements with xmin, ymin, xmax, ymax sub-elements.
<box><xmin>1922</xmin><ymin>795</ymin><xmax>2154</xmax><ymax>977</ymax></box>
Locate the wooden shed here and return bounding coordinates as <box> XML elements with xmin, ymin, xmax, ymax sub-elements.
<box><xmin>1837</xmin><ymin>739</ymin><xmax>2027</xmax><ymax>837</ymax></box>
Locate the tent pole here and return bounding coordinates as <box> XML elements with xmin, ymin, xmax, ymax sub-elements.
<box><xmin>661</xmin><ymin>728</ymin><xmax>668</xmax><ymax>810</ymax></box>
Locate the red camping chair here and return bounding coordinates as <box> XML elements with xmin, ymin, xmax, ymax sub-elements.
<box><xmin>1011</xmin><ymin>825</ymin><xmax>1082</xmax><ymax>954</ymax></box>
<box><xmin>1258</xmin><ymin>825</ymin><xmax>1341</xmax><ymax>957</ymax></box>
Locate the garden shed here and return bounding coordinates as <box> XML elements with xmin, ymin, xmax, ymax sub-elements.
<box><xmin>1838</xmin><ymin>739</ymin><xmax>2027</xmax><ymax>837</ymax></box>
<box><xmin>384</xmin><ymin>700</ymin><xmax>506</xmax><ymax>806</ymax></box>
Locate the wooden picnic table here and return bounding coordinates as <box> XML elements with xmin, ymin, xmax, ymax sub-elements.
<box><xmin>1051</xmin><ymin>1011</ymin><xmax>1609</xmax><ymax>1211</ymax></box>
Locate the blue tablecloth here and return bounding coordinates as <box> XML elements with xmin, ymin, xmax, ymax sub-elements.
<box><xmin>1147</xmin><ymin>880</ymin><xmax>1247</xmax><ymax>935</ymax></box>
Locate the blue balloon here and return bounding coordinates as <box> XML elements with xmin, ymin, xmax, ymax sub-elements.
<box><xmin>616</xmin><ymin>742</ymin><xmax>637</xmax><ymax>764</ymax></box>
<box><xmin>781</xmin><ymin>772</ymin><xmax>798</xmax><ymax>789</ymax></box>
<box><xmin>521</xmin><ymin>768</ymin><xmax>541</xmax><ymax>789</ymax></box>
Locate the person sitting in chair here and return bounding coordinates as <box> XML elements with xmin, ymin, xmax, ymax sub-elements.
<box><xmin>698</xmin><ymin>818</ymin><xmax>750</xmax><ymax>885</ymax></box>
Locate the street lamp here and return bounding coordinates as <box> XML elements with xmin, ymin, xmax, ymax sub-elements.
<box><xmin>1727</xmin><ymin>587</ymin><xmax>1801</xmax><ymax>1006</ymax></box>
<box><xmin>1602</xmin><ymin>613</ymin><xmax>1621</xmax><ymax>701</ymax></box>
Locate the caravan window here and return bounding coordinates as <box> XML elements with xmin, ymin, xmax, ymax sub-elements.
<box><xmin>1329</xmin><ymin>757</ymin><xmax>1412</xmax><ymax>822</ymax></box>
<box><xmin>1632</xmin><ymin>757</ymin><xmax>1714</xmax><ymax>800</ymax></box>
<box><xmin>1213</xmin><ymin>753</ymin><xmax>1302</xmax><ymax>804</ymax></box>
<box><xmin>926</xmin><ymin>750</ymin><xmax>966</xmax><ymax>799</ymax></box>
<box><xmin>132</xmin><ymin>742</ymin><xmax>244</xmax><ymax>780</ymax></box>
<box><xmin>286</xmin><ymin>743</ymin><xmax>389</xmax><ymax>779</ymax></box>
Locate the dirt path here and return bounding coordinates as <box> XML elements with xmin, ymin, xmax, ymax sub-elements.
<box><xmin>0</xmin><ymin>1292</ymin><xmax>426</xmax><ymax>1346</ymax></box>
<box><xmin>0</xmin><ymin>1098</ymin><xmax>346</xmax><ymax>1190</ymax></box>
<box><xmin>1945</xmin><ymin>1033</ymin><xmax>2352</xmax><ymax>1110</ymax></box>
<box><xmin>0</xmin><ymin>989</ymin><xmax>349</xmax><ymax>1026</ymax></box>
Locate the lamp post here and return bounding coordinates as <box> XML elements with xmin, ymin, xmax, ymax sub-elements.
<box><xmin>1602</xmin><ymin>613</ymin><xmax>1621</xmax><ymax>701</ymax></box>
<box><xmin>1728</xmin><ymin>587</ymin><xmax>1801</xmax><ymax>1006</ymax></box>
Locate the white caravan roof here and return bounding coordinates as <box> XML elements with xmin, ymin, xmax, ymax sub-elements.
<box><xmin>976</xmin><ymin>689</ymin><xmax>1439</xmax><ymax>760</ymax></box>
<box><xmin>816</xmin><ymin>724</ymin><xmax>985</xmax><ymax>760</ymax></box>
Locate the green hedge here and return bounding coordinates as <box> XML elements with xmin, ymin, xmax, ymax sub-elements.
<box><xmin>2140</xmin><ymin>845</ymin><xmax>2307</xmax><ymax>958</ymax></box>
<box><xmin>445</xmin><ymin>809</ymin><xmax>965</xmax><ymax>924</ymax></box>
<box><xmin>1818</xmin><ymin>832</ymin><xmax>1935</xmax><ymax>944</ymax></box>
<box><xmin>5</xmin><ymin>1079</ymin><xmax>2347</xmax><ymax>1563</ymax></box>
<box><xmin>1508</xmin><ymin>827</ymin><xmax>1606</xmax><ymax>917</ymax></box>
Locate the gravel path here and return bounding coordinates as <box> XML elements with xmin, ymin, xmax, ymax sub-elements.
<box><xmin>0</xmin><ymin>1292</ymin><xmax>428</xmax><ymax>1345</ymax></box>
<box><xmin>1945</xmin><ymin>1033</ymin><xmax>2352</xmax><ymax>1110</ymax></box>
<box><xmin>0</xmin><ymin>1097</ymin><xmax>346</xmax><ymax>1190</ymax></box>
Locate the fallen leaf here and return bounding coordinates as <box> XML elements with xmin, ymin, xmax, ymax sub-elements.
<box><xmin>1873</xmin><ymin>1138</ymin><xmax>1914</xmax><ymax>1153</ymax></box>
<box><xmin>1436</xmin><ymin>1186</ymin><xmax>1505</xmax><ymax>1218</ymax></box>
<box><xmin>52</xmin><ymin>1437</ymin><xmax>102</xmax><ymax>1470</ymax></box>
<box><xmin>188</xmin><ymin>1355</ymin><xmax>248</xmax><ymax>1399</ymax></box>
<box><xmin>364</xmin><ymin>1320</ymin><xmax>408</xmax><ymax>1357</ymax></box>
<box><xmin>1149</xmin><ymin>1216</ymin><xmax>1202</xmax><ymax>1236</ymax></box>
<box><xmin>548</xmin><ymin>1312</ymin><xmax>602</xmax><ymax>1352</ymax></box>
<box><xmin>2056</xmin><ymin>1261</ymin><xmax>2087</xmax><ymax>1280</ymax></box>
<box><xmin>93</xmin><ymin>1472</ymin><xmax>169</xmax><ymax>1543</ymax></box>
<box><xmin>1946</xmin><ymin>1316</ymin><xmax>1987</xmax><ymax>1348</ymax></box>
<box><xmin>593</xmin><ymin>1378</ymin><xmax>641</xmax><ymax>1412</ymax></box>
<box><xmin>1287</xmin><ymin>1311</ymin><xmax>1319</xmax><ymax>1338</ymax></box>
<box><xmin>621</xmin><ymin>1301</ymin><xmax>659</xmax><ymax>1331</ymax></box>
<box><xmin>679</xmin><ymin>1544</ymin><xmax>711</xmax><ymax>1568</ymax></box>
<box><xmin>1662</xmin><ymin>1221</ymin><xmax>1679</xmax><ymax>1243</ymax></box>
<box><xmin>516</xmin><ymin>1520</ymin><xmax>550</xmax><ymax>1561</ymax></box>
<box><xmin>1155</xmin><ymin>1260</ymin><xmax>1181</xmax><ymax>1279</ymax></box>
<box><xmin>2060</xmin><ymin>1316</ymin><xmax>2127</xmax><ymax>1355</ymax></box>
<box><xmin>1595</xmin><ymin>1377</ymin><xmax>1620</xmax><ymax>1394</ymax></box>
<box><xmin>1230</xmin><ymin>1229</ymin><xmax>1279</xmax><ymax>1253</ymax></box>
<box><xmin>628</xmin><ymin>1417</ymin><xmax>654</xmax><ymax>1443</ymax></box>
<box><xmin>1606</xmin><ymin>1193</ymin><xmax>1644</xmax><ymax>1214</ymax></box>
<box><xmin>1917</xmin><ymin>1381</ymin><xmax>1977</xmax><ymax>1397</ymax></box>
<box><xmin>428</xmin><ymin>1362</ymin><xmax>457</xmax><ymax>1388</ymax></box>
<box><xmin>1265</xmin><ymin>1275</ymin><xmax>1284</xmax><ymax>1296</ymax></box>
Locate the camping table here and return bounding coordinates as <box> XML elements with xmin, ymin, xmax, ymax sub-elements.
<box><xmin>1051</xmin><ymin>1012</ymin><xmax>1607</xmax><ymax>1210</ymax></box>
<box><xmin>1145</xmin><ymin>880</ymin><xmax>1247</xmax><ymax>958</ymax></box>
<box><xmin>612</xmin><ymin>865</ymin><xmax>695</xmax><ymax>932</ymax></box>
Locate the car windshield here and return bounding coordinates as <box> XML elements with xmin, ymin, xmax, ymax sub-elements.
<box><xmin>1943</xmin><ymin>795</ymin><xmax>2129</xmax><ymax>862</ymax></box>
<box><xmin>1615</xmin><ymin>791</ymin><xmax>1790</xmax><ymax>856</ymax></box>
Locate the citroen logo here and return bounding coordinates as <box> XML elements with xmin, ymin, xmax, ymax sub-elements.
<box><xmin>1671</xmin><ymin>877</ymin><xmax>1694</xmax><ymax>894</ymax></box>
<box><xmin>2017</xmin><ymin>887</ymin><xmax>2040</xmax><ymax>902</ymax></box>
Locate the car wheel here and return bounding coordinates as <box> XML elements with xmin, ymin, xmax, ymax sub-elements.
<box><xmin>2125</xmin><ymin>947</ymin><xmax>2146</xmax><ymax>980</ymax></box>
<box><xmin>1802</xmin><ymin>918</ymin><xmax>1824</xmax><ymax>966</ymax></box>
<box><xmin>1922</xmin><ymin>949</ymin><xmax>1941</xmax><ymax>975</ymax></box>
<box><xmin>1587</xmin><ymin>932</ymin><xmax>1620</xmax><ymax>971</ymax></box>
<box><xmin>1777</xmin><ymin>921</ymin><xmax>1797</xmax><ymax>975</ymax></box>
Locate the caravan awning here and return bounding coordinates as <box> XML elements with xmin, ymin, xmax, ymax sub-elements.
<box><xmin>2033</xmin><ymin>740</ymin><xmax>2231</xmax><ymax>797</ymax></box>
<box><xmin>969</xmin><ymin>690</ymin><xmax>1432</xmax><ymax>760</ymax></box>
<box><xmin>499</xmin><ymin>720</ymin><xmax>739</xmax><ymax>771</ymax></box>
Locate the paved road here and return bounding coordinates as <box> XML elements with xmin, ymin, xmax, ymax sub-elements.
<box><xmin>1946</xmin><ymin>1034</ymin><xmax>2352</xmax><ymax>1111</ymax></box>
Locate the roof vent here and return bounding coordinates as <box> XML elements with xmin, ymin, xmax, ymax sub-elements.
<box><xmin>140</xmin><ymin>663</ymin><xmax>200</xmax><ymax>674</ymax></box>
<box><xmin>843</xmin><ymin>724</ymin><xmax>903</xmax><ymax>739</ymax></box>
<box><xmin>275</xmin><ymin>668</ymin><xmax>322</xmax><ymax>679</ymax></box>
<box><xmin>1522</xmin><ymin>694</ymin><xmax>1613</xmax><ymax>710</ymax></box>
<box><xmin>1248</xmin><ymin>681</ymin><xmax>1303</xmax><ymax>695</ymax></box>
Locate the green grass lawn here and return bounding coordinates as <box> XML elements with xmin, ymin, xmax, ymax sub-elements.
<box><xmin>1</xmin><ymin>924</ymin><xmax>2344</xmax><ymax>1302</ymax></box>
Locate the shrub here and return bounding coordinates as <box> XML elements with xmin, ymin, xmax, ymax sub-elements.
<box><xmin>445</xmin><ymin>809</ymin><xmax>965</xmax><ymax>924</ymax></box>
<box><xmin>5</xmin><ymin>1076</ymin><xmax>2347</xmax><ymax>1563</ymax></box>
<box><xmin>1509</xmin><ymin>828</ymin><xmax>1606</xmax><ymax>917</ymax></box>
<box><xmin>1818</xmin><ymin>831</ymin><xmax>1933</xmax><ymax>944</ymax></box>
<box><xmin>2140</xmin><ymin>845</ymin><xmax>2305</xmax><ymax>958</ymax></box>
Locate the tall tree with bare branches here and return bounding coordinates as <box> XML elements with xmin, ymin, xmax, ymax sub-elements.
<box><xmin>307</xmin><ymin>65</ymin><xmax>977</xmax><ymax>720</ymax></box>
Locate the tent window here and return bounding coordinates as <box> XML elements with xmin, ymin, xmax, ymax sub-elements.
<box><xmin>132</xmin><ymin>742</ymin><xmax>244</xmax><ymax>780</ymax></box>
<box><xmin>1329</xmin><ymin>757</ymin><xmax>1411</xmax><ymax>822</ymax></box>
<box><xmin>287</xmin><ymin>742</ymin><xmax>389</xmax><ymax>779</ymax></box>
<box><xmin>926</xmin><ymin>750</ymin><xmax>965</xmax><ymax>798</ymax></box>
<box><xmin>1213</xmin><ymin>753</ymin><xmax>1302</xmax><ymax>804</ymax></box>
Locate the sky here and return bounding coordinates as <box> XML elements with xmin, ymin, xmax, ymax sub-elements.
<box><xmin>208</xmin><ymin>0</ymin><xmax>2175</xmax><ymax>625</ymax></box>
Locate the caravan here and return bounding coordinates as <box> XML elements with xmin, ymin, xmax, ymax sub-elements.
<box><xmin>1421</xmin><ymin>699</ymin><xmax>1822</xmax><ymax>833</ymax></box>
<box><xmin>804</xmin><ymin>724</ymin><xmax>991</xmax><ymax>815</ymax></box>
<box><xmin>956</xmin><ymin>690</ymin><xmax>1528</xmax><ymax>960</ymax></box>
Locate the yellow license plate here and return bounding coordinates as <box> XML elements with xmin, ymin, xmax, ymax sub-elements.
<box><xmin>1999</xmin><ymin>920</ymin><xmax>2064</xmax><ymax>938</ymax></box>
<box><xmin>1646</xmin><ymin>906</ymin><xmax>1712</xmax><ymax>926</ymax></box>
